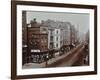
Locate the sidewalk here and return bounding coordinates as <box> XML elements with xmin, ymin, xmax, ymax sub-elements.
<box><xmin>23</xmin><ymin>44</ymin><xmax>82</xmax><ymax>69</ymax></box>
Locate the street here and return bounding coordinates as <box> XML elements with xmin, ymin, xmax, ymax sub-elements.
<box><xmin>23</xmin><ymin>43</ymin><xmax>89</xmax><ymax>69</ymax></box>
<box><xmin>47</xmin><ymin>44</ymin><xmax>86</xmax><ymax>67</ymax></box>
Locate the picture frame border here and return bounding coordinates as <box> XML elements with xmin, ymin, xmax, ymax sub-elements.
<box><xmin>11</xmin><ymin>1</ymin><xmax>97</xmax><ymax>80</ymax></box>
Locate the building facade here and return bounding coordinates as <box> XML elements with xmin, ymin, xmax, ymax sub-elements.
<box><xmin>27</xmin><ymin>19</ymin><xmax>48</xmax><ymax>63</ymax></box>
<box><xmin>46</xmin><ymin>20</ymin><xmax>75</xmax><ymax>50</ymax></box>
<box><xmin>22</xmin><ymin>15</ymin><xmax>79</xmax><ymax>64</ymax></box>
<box><xmin>48</xmin><ymin>28</ymin><xmax>61</xmax><ymax>50</ymax></box>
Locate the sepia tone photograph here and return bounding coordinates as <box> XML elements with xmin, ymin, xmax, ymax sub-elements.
<box><xmin>22</xmin><ymin>11</ymin><xmax>90</xmax><ymax>69</ymax></box>
<box><xmin>11</xmin><ymin>1</ymin><xmax>97</xmax><ymax>79</ymax></box>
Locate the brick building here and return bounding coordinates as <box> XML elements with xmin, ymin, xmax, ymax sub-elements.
<box><xmin>27</xmin><ymin>19</ymin><xmax>48</xmax><ymax>63</ymax></box>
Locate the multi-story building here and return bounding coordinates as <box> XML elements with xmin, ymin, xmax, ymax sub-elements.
<box><xmin>42</xmin><ymin>20</ymin><xmax>75</xmax><ymax>56</ymax></box>
<box><xmin>40</xmin><ymin>26</ymin><xmax>48</xmax><ymax>52</ymax></box>
<box><xmin>62</xmin><ymin>22</ymin><xmax>71</xmax><ymax>46</ymax></box>
<box><xmin>53</xmin><ymin>28</ymin><xmax>61</xmax><ymax>49</ymax></box>
<box><xmin>27</xmin><ymin>19</ymin><xmax>48</xmax><ymax>63</ymax></box>
<box><xmin>44</xmin><ymin>20</ymin><xmax>73</xmax><ymax>50</ymax></box>
<box><xmin>22</xmin><ymin>16</ymin><xmax>78</xmax><ymax>63</ymax></box>
<box><xmin>48</xmin><ymin>28</ymin><xmax>61</xmax><ymax>50</ymax></box>
<box><xmin>27</xmin><ymin>19</ymin><xmax>48</xmax><ymax>52</ymax></box>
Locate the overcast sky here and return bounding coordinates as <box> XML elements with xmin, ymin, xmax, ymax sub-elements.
<box><xmin>26</xmin><ymin>11</ymin><xmax>89</xmax><ymax>34</ymax></box>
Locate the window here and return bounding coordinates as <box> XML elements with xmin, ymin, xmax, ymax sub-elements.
<box><xmin>45</xmin><ymin>46</ymin><xmax>47</xmax><ymax>48</ymax></box>
<box><xmin>56</xmin><ymin>30</ymin><xmax>58</xmax><ymax>34</ymax></box>
<box><xmin>44</xmin><ymin>40</ymin><xmax>47</xmax><ymax>43</ymax></box>
<box><xmin>50</xmin><ymin>43</ymin><xmax>53</xmax><ymax>49</ymax></box>
<box><xmin>50</xmin><ymin>36</ymin><xmax>53</xmax><ymax>41</ymax></box>
<box><xmin>56</xmin><ymin>43</ymin><xmax>58</xmax><ymax>48</ymax></box>
<box><xmin>50</xmin><ymin>31</ymin><xmax>53</xmax><ymax>35</ymax></box>
<box><xmin>41</xmin><ymin>40</ymin><xmax>43</xmax><ymax>43</ymax></box>
<box><xmin>56</xmin><ymin>37</ymin><xmax>58</xmax><ymax>41</ymax></box>
<box><xmin>43</xmin><ymin>28</ymin><xmax>47</xmax><ymax>31</ymax></box>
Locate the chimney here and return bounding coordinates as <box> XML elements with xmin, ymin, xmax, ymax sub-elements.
<box><xmin>30</xmin><ymin>18</ymin><xmax>37</xmax><ymax>27</ymax></box>
<box><xmin>33</xmin><ymin>18</ymin><xmax>37</xmax><ymax>23</ymax></box>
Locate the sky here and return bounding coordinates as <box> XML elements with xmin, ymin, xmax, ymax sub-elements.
<box><xmin>26</xmin><ymin>11</ymin><xmax>89</xmax><ymax>34</ymax></box>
